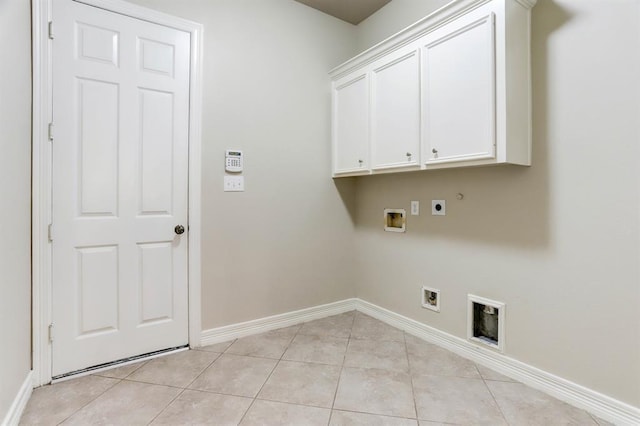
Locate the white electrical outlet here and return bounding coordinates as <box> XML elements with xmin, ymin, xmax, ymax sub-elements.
<box><xmin>410</xmin><ymin>201</ymin><xmax>420</xmax><ymax>216</ymax></box>
<box><xmin>432</xmin><ymin>200</ymin><xmax>445</xmax><ymax>215</ymax></box>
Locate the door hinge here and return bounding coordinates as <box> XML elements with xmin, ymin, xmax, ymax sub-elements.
<box><xmin>48</xmin><ymin>224</ymin><xmax>53</xmax><ymax>242</ymax></box>
<box><xmin>48</xmin><ymin>21</ymin><xmax>55</xmax><ymax>39</ymax></box>
<box><xmin>48</xmin><ymin>123</ymin><xmax>54</xmax><ymax>141</ymax></box>
<box><xmin>48</xmin><ymin>324</ymin><xmax>54</xmax><ymax>342</ymax></box>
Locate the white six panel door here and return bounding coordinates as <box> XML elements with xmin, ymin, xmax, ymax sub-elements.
<box><xmin>52</xmin><ymin>0</ymin><xmax>190</xmax><ymax>376</ymax></box>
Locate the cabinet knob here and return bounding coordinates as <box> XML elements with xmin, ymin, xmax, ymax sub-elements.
<box><xmin>432</xmin><ymin>148</ymin><xmax>438</xmax><ymax>154</ymax></box>
<box><xmin>406</xmin><ymin>152</ymin><xmax>412</xmax><ymax>158</ymax></box>
<box><xmin>358</xmin><ymin>159</ymin><xmax>363</xmax><ymax>166</ymax></box>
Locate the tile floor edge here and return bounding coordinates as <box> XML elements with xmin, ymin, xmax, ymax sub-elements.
<box><xmin>200</xmin><ymin>298</ymin><xmax>358</xmax><ymax>346</ymax></box>
<box><xmin>354</xmin><ymin>298</ymin><xmax>640</xmax><ymax>426</ymax></box>
<box><xmin>200</xmin><ymin>297</ymin><xmax>639</xmax><ymax>425</ymax></box>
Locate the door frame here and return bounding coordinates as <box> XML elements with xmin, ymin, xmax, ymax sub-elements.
<box><xmin>32</xmin><ymin>0</ymin><xmax>203</xmax><ymax>386</ymax></box>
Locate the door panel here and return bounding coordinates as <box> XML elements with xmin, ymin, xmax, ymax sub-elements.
<box><xmin>139</xmin><ymin>242</ymin><xmax>174</xmax><ymax>325</ymax></box>
<box><xmin>422</xmin><ymin>12</ymin><xmax>495</xmax><ymax>164</ymax></box>
<box><xmin>78</xmin><ymin>78</ymin><xmax>119</xmax><ymax>216</ymax></box>
<box><xmin>333</xmin><ymin>73</ymin><xmax>369</xmax><ymax>173</ymax></box>
<box><xmin>139</xmin><ymin>38</ymin><xmax>175</xmax><ymax>76</ymax></box>
<box><xmin>371</xmin><ymin>49</ymin><xmax>420</xmax><ymax>169</ymax></box>
<box><xmin>77</xmin><ymin>245</ymin><xmax>119</xmax><ymax>336</ymax></box>
<box><xmin>139</xmin><ymin>88</ymin><xmax>174</xmax><ymax>215</ymax></box>
<box><xmin>77</xmin><ymin>23</ymin><xmax>119</xmax><ymax>66</ymax></box>
<box><xmin>52</xmin><ymin>0</ymin><xmax>190</xmax><ymax>376</ymax></box>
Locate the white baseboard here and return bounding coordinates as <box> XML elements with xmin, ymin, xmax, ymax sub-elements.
<box><xmin>2</xmin><ymin>371</ymin><xmax>33</xmax><ymax>426</ymax></box>
<box><xmin>199</xmin><ymin>297</ymin><xmax>639</xmax><ymax>425</ymax></box>
<box><xmin>355</xmin><ymin>299</ymin><xmax>640</xmax><ymax>426</ymax></box>
<box><xmin>200</xmin><ymin>298</ymin><xmax>358</xmax><ymax>346</ymax></box>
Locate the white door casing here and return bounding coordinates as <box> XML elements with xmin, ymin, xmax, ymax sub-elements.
<box><xmin>51</xmin><ymin>0</ymin><xmax>191</xmax><ymax>376</ymax></box>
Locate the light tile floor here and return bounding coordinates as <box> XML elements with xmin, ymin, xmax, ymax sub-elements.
<box><xmin>21</xmin><ymin>311</ymin><xmax>612</xmax><ymax>425</ymax></box>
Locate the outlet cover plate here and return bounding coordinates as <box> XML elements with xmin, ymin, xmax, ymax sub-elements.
<box><xmin>432</xmin><ymin>200</ymin><xmax>445</xmax><ymax>215</ymax></box>
<box><xmin>224</xmin><ymin>175</ymin><xmax>244</xmax><ymax>192</ymax></box>
<box><xmin>411</xmin><ymin>201</ymin><xmax>420</xmax><ymax>216</ymax></box>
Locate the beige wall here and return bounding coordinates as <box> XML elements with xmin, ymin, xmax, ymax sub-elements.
<box><xmin>355</xmin><ymin>0</ymin><xmax>449</xmax><ymax>52</ymax></box>
<box><xmin>127</xmin><ymin>0</ymin><xmax>359</xmax><ymax>329</ymax></box>
<box><xmin>0</xmin><ymin>0</ymin><xmax>32</xmax><ymax>420</ymax></box>
<box><xmin>353</xmin><ymin>0</ymin><xmax>640</xmax><ymax>407</ymax></box>
<box><xmin>3</xmin><ymin>0</ymin><xmax>633</xmax><ymax>416</ymax></box>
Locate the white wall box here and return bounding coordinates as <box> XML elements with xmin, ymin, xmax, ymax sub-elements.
<box><xmin>468</xmin><ymin>294</ymin><xmax>505</xmax><ymax>352</ymax></box>
<box><xmin>330</xmin><ymin>0</ymin><xmax>535</xmax><ymax>177</ymax></box>
<box><xmin>421</xmin><ymin>286</ymin><xmax>441</xmax><ymax>312</ymax></box>
<box><xmin>383</xmin><ymin>208</ymin><xmax>406</xmax><ymax>232</ymax></box>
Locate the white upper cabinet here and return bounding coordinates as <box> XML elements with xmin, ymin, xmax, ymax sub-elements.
<box><xmin>422</xmin><ymin>10</ymin><xmax>495</xmax><ymax>165</ymax></box>
<box><xmin>371</xmin><ymin>47</ymin><xmax>420</xmax><ymax>170</ymax></box>
<box><xmin>332</xmin><ymin>72</ymin><xmax>369</xmax><ymax>174</ymax></box>
<box><xmin>330</xmin><ymin>0</ymin><xmax>536</xmax><ymax>177</ymax></box>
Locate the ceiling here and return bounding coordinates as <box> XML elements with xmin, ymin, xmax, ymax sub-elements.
<box><xmin>293</xmin><ymin>0</ymin><xmax>392</xmax><ymax>25</ymax></box>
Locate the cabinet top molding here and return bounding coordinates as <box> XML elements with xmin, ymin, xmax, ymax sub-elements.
<box><xmin>329</xmin><ymin>0</ymin><xmax>537</xmax><ymax>79</ymax></box>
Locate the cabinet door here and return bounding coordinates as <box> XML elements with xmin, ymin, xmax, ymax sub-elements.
<box><xmin>422</xmin><ymin>12</ymin><xmax>495</xmax><ymax>165</ymax></box>
<box><xmin>333</xmin><ymin>73</ymin><xmax>369</xmax><ymax>174</ymax></box>
<box><xmin>371</xmin><ymin>49</ymin><xmax>420</xmax><ymax>170</ymax></box>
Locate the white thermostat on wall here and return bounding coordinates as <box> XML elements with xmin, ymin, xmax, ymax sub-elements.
<box><xmin>225</xmin><ymin>149</ymin><xmax>243</xmax><ymax>173</ymax></box>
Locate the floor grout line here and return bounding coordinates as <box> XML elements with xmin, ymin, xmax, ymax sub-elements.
<box><xmin>54</xmin><ymin>376</ymin><xmax>123</xmax><ymax>425</ymax></box>
<box><xmin>589</xmin><ymin>412</ymin><xmax>604</xmax><ymax>425</ymax></box>
<box><xmin>180</xmin><ymin>350</ymin><xmax>224</xmax><ymax>390</ymax></box>
<box><xmin>145</xmin><ymin>387</ymin><xmax>186</xmax><ymax>425</ymax></box>
<box><xmin>403</xmin><ymin>331</ymin><xmax>420</xmax><ymax>422</ymax></box>
<box><xmin>131</xmin><ymin>351</ymin><xmax>222</xmax><ymax>425</ymax></box>
<box><xmin>331</xmin><ymin>406</ymin><xmax>422</xmax><ymax>421</ymax></box>
<box><xmin>481</xmin><ymin>372</ymin><xmax>511</xmax><ymax>426</ymax></box>
<box><xmin>327</xmin><ymin>311</ymin><xmax>356</xmax><ymax>426</ymax></box>
<box><xmin>27</xmin><ymin>311</ymin><xmax>602</xmax><ymax>426</ymax></box>
<box><xmin>253</xmin><ymin>396</ymin><xmax>334</xmax><ymax>411</ymax></box>
<box><xmin>236</xmin><ymin>323</ymin><xmax>299</xmax><ymax>425</ymax></box>
<box><xmin>120</xmin><ymin>377</ymin><xmax>188</xmax><ymax>390</ymax></box>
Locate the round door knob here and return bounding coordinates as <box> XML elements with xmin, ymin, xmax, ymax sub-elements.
<box><xmin>174</xmin><ymin>225</ymin><xmax>185</xmax><ymax>235</ymax></box>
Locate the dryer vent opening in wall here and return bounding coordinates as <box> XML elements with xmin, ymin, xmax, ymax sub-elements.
<box><xmin>384</xmin><ymin>208</ymin><xmax>406</xmax><ymax>232</ymax></box>
<box><xmin>468</xmin><ymin>294</ymin><xmax>505</xmax><ymax>352</ymax></box>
